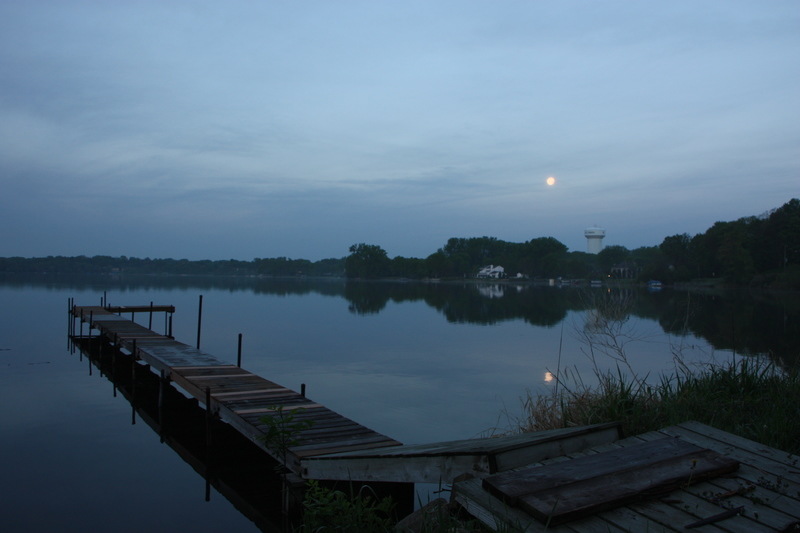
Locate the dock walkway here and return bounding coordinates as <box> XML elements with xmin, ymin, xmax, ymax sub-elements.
<box><xmin>71</xmin><ymin>305</ymin><xmax>402</xmax><ymax>475</ymax></box>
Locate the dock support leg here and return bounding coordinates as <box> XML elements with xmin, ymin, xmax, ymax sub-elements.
<box><xmin>205</xmin><ymin>386</ymin><xmax>213</xmax><ymax>450</ymax></box>
<box><xmin>131</xmin><ymin>339</ymin><xmax>137</xmax><ymax>425</ymax></box>
<box><xmin>196</xmin><ymin>294</ymin><xmax>203</xmax><ymax>349</ymax></box>
<box><xmin>282</xmin><ymin>472</ymin><xmax>306</xmax><ymax>518</ymax></box>
<box><xmin>158</xmin><ymin>370</ymin><xmax>169</xmax><ymax>430</ymax></box>
<box><xmin>205</xmin><ymin>385</ymin><xmax>214</xmax><ymax>502</ymax></box>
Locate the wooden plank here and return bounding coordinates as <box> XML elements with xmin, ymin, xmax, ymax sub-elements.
<box><xmin>212</xmin><ymin>387</ymin><xmax>292</xmax><ymax>398</ymax></box>
<box><xmin>234</xmin><ymin>404</ymin><xmax>324</xmax><ymax>415</ymax></box>
<box><xmin>301</xmin><ymin>423</ymin><xmax>622</xmax><ymax>484</ymax></box>
<box><xmin>104</xmin><ymin>305</ymin><xmax>175</xmax><ymax>313</ymax></box>
<box><xmin>484</xmin><ymin>438</ymin><xmax>697</xmax><ymax>504</ymax></box>
<box><xmin>513</xmin><ymin>448</ymin><xmax>739</xmax><ymax>525</ymax></box>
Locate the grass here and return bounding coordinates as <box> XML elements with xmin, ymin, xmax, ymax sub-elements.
<box><xmin>517</xmin><ymin>356</ymin><xmax>800</xmax><ymax>455</ymax></box>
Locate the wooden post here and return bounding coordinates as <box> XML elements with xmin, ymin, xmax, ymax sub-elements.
<box><xmin>158</xmin><ymin>369</ymin><xmax>167</xmax><ymax>427</ymax></box>
<box><xmin>88</xmin><ymin>310</ymin><xmax>93</xmax><ymax>351</ymax></box>
<box><xmin>168</xmin><ymin>315</ymin><xmax>173</xmax><ymax>338</ymax></box>
<box><xmin>131</xmin><ymin>338</ymin><xmax>137</xmax><ymax>421</ymax></box>
<box><xmin>237</xmin><ymin>333</ymin><xmax>243</xmax><ymax>367</ymax></box>
<box><xmin>112</xmin><ymin>342</ymin><xmax>117</xmax><ymax>398</ymax></box>
<box><xmin>205</xmin><ymin>386</ymin><xmax>213</xmax><ymax>463</ymax></box>
<box><xmin>196</xmin><ymin>295</ymin><xmax>204</xmax><ymax>349</ymax></box>
<box><xmin>301</xmin><ymin>383</ymin><xmax>306</xmax><ymax>398</ymax></box>
<box><xmin>148</xmin><ymin>301</ymin><xmax>153</xmax><ymax>330</ymax></box>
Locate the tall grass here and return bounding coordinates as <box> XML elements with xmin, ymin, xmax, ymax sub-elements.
<box><xmin>517</xmin><ymin>290</ymin><xmax>800</xmax><ymax>454</ymax></box>
<box><xmin>519</xmin><ymin>348</ymin><xmax>800</xmax><ymax>454</ymax></box>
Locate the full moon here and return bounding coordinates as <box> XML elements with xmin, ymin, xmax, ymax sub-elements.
<box><xmin>546</xmin><ymin>176</ymin><xmax>556</xmax><ymax>186</ymax></box>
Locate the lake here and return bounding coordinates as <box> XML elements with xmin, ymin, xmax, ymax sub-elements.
<box><xmin>1</xmin><ymin>275</ymin><xmax>796</xmax><ymax>531</ymax></box>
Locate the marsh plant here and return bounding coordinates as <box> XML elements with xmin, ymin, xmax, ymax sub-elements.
<box><xmin>518</xmin><ymin>290</ymin><xmax>800</xmax><ymax>454</ymax></box>
<box><xmin>258</xmin><ymin>405</ymin><xmax>315</xmax><ymax>476</ymax></box>
<box><xmin>298</xmin><ymin>480</ymin><xmax>396</xmax><ymax>532</ymax></box>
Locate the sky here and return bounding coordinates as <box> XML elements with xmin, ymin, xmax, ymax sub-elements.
<box><xmin>1</xmin><ymin>1</ymin><xmax>798</xmax><ymax>261</ymax></box>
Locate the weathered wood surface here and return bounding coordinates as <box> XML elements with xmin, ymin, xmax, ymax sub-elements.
<box><xmin>301</xmin><ymin>422</ymin><xmax>622</xmax><ymax>483</ymax></box>
<box><xmin>453</xmin><ymin>421</ymin><xmax>800</xmax><ymax>532</ymax></box>
<box><xmin>72</xmin><ymin>305</ymin><xmax>401</xmax><ymax>476</ymax></box>
<box><xmin>483</xmin><ymin>437</ymin><xmax>740</xmax><ymax>525</ymax></box>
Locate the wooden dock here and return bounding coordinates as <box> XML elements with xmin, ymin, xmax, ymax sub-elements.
<box><xmin>69</xmin><ymin>303</ymin><xmax>626</xmax><ymax>489</ymax></box>
<box><xmin>453</xmin><ymin>421</ymin><xmax>800</xmax><ymax>532</ymax></box>
<box><xmin>70</xmin><ymin>304</ymin><xmax>402</xmax><ymax>476</ymax></box>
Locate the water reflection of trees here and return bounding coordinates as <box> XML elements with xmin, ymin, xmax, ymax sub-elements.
<box><xmin>7</xmin><ymin>274</ymin><xmax>798</xmax><ymax>368</ymax></box>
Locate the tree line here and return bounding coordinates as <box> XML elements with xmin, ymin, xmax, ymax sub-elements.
<box><xmin>0</xmin><ymin>255</ymin><xmax>346</xmax><ymax>277</ymax></box>
<box><xmin>1</xmin><ymin>198</ymin><xmax>797</xmax><ymax>288</ymax></box>
<box><xmin>345</xmin><ymin>198</ymin><xmax>800</xmax><ymax>288</ymax></box>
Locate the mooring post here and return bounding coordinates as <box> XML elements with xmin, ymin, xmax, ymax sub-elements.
<box><xmin>168</xmin><ymin>315</ymin><xmax>173</xmax><ymax>338</ymax></box>
<box><xmin>237</xmin><ymin>333</ymin><xmax>243</xmax><ymax>367</ymax></box>
<box><xmin>196</xmin><ymin>294</ymin><xmax>204</xmax><ymax>349</ymax></box>
<box><xmin>301</xmin><ymin>383</ymin><xmax>306</xmax><ymax>398</ymax></box>
<box><xmin>148</xmin><ymin>301</ymin><xmax>153</xmax><ymax>330</ymax></box>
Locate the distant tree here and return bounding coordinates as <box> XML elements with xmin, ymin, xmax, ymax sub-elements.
<box><xmin>345</xmin><ymin>244</ymin><xmax>390</xmax><ymax>279</ymax></box>
<box><xmin>597</xmin><ymin>245</ymin><xmax>630</xmax><ymax>275</ymax></box>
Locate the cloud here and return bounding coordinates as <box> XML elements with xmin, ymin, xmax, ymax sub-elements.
<box><xmin>0</xmin><ymin>1</ymin><xmax>797</xmax><ymax>260</ymax></box>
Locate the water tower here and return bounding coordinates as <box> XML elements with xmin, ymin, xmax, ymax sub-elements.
<box><xmin>585</xmin><ymin>226</ymin><xmax>605</xmax><ymax>254</ymax></box>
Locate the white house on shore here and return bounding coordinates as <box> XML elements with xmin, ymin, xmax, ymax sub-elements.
<box><xmin>477</xmin><ymin>265</ymin><xmax>505</xmax><ymax>279</ymax></box>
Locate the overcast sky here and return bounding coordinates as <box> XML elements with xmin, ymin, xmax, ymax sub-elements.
<box><xmin>1</xmin><ymin>1</ymin><xmax>797</xmax><ymax>261</ymax></box>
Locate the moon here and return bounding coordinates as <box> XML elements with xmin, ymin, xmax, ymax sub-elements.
<box><xmin>546</xmin><ymin>176</ymin><xmax>556</xmax><ymax>186</ymax></box>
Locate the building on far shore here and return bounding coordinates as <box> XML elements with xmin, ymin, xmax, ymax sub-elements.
<box><xmin>477</xmin><ymin>265</ymin><xmax>505</xmax><ymax>279</ymax></box>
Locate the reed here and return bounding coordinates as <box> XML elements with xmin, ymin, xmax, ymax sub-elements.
<box><xmin>518</xmin><ymin>357</ymin><xmax>800</xmax><ymax>454</ymax></box>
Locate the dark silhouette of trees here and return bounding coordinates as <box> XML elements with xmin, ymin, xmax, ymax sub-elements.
<box><xmin>2</xmin><ymin>198</ymin><xmax>797</xmax><ymax>287</ymax></box>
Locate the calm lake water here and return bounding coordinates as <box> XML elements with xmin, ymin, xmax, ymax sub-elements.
<box><xmin>1</xmin><ymin>275</ymin><xmax>796</xmax><ymax>531</ymax></box>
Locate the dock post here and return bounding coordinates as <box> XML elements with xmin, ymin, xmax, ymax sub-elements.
<box><xmin>148</xmin><ymin>301</ymin><xmax>153</xmax><ymax>330</ymax></box>
<box><xmin>301</xmin><ymin>384</ymin><xmax>306</xmax><ymax>398</ymax></box>
<box><xmin>168</xmin><ymin>315</ymin><xmax>173</xmax><ymax>338</ymax></box>
<box><xmin>237</xmin><ymin>333</ymin><xmax>243</xmax><ymax>367</ymax></box>
<box><xmin>131</xmin><ymin>338</ymin><xmax>137</xmax><ymax>425</ymax></box>
<box><xmin>196</xmin><ymin>295</ymin><xmax>203</xmax><ymax>349</ymax></box>
<box><xmin>112</xmin><ymin>341</ymin><xmax>117</xmax><ymax>398</ymax></box>
<box><xmin>67</xmin><ymin>298</ymin><xmax>73</xmax><ymax>346</ymax></box>
<box><xmin>158</xmin><ymin>369</ymin><xmax>167</xmax><ymax>428</ymax></box>
<box><xmin>205</xmin><ymin>386</ymin><xmax>213</xmax><ymax>470</ymax></box>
